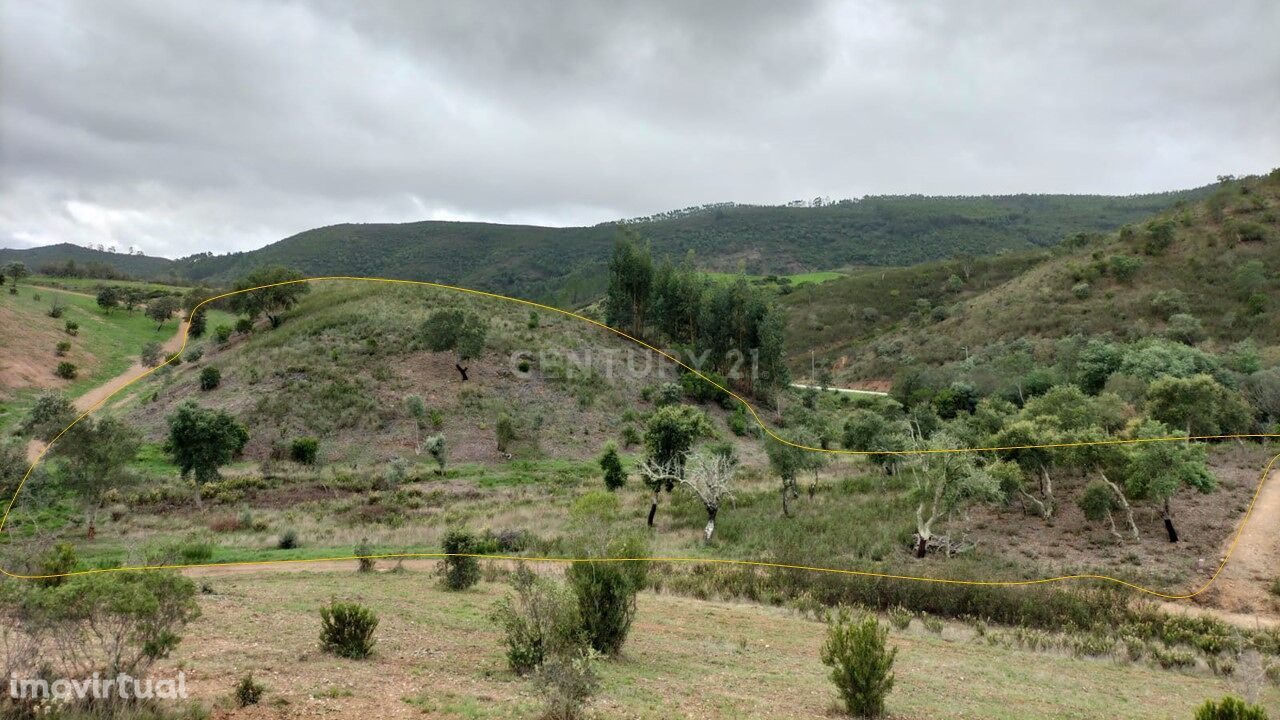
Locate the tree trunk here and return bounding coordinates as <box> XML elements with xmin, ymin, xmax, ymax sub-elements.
<box><xmin>86</xmin><ymin>506</ymin><xmax>97</xmax><ymax>541</ymax></box>
<box><xmin>914</xmin><ymin>534</ymin><xmax>928</xmax><ymax>558</ymax></box>
<box><xmin>193</xmin><ymin>481</ymin><xmax>203</xmax><ymax>510</ymax></box>
<box><xmin>1163</xmin><ymin>498</ymin><xmax>1179</xmax><ymax>542</ymax></box>
<box><xmin>1100</xmin><ymin>473</ymin><xmax>1140</xmax><ymax>540</ymax></box>
<box><xmin>455</xmin><ymin>364</ymin><xmax>469</xmax><ymax>381</ymax></box>
<box><xmin>647</xmin><ymin>491</ymin><xmax>659</xmax><ymax>527</ymax></box>
<box><xmin>704</xmin><ymin>507</ymin><xmax>718</xmax><ymax>542</ymax></box>
<box><xmin>782</xmin><ymin>485</ymin><xmax>792</xmax><ymax>518</ymax></box>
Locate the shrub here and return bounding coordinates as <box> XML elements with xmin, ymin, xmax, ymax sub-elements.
<box><xmin>55</xmin><ymin>340</ymin><xmax>71</xmax><ymax>356</ymax></box>
<box><xmin>54</xmin><ymin>361</ymin><xmax>77</xmax><ymax>379</ymax></box>
<box><xmin>599</xmin><ymin>443</ymin><xmax>625</xmax><ymax>491</ymax></box>
<box><xmin>64</xmin><ymin>320</ymin><xmax>78</xmax><ymax>335</ymax></box>
<box><xmin>535</xmin><ymin>648</ymin><xmax>602</xmax><ymax>720</ymax></box>
<box><xmin>424</xmin><ymin>433</ymin><xmax>447</xmax><ymax>473</ymax></box>
<box><xmin>821</xmin><ymin>608</ymin><xmax>896</xmax><ymax>718</ymax></box>
<box><xmin>565</xmin><ymin>532</ymin><xmax>648</xmax><ymax>655</ymax></box>
<box><xmin>441</xmin><ymin>528</ymin><xmax>481</xmax><ymax>590</ymax></box>
<box><xmin>214</xmin><ymin>324</ymin><xmax>233</xmax><ymax>343</ymax></box>
<box><xmin>1151</xmin><ymin>645</ymin><xmax>1196</xmax><ymax>670</ymax></box>
<box><xmin>1071</xmin><ymin>282</ymin><xmax>1091</xmax><ymax>299</ymax></box>
<box><xmin>1166</xmin><ymin>313</ymin><xmax>1206</xmax><ymax>345</ymax></box>
<box><xmin>1108</xmin><ymin>255</ymin><xmax>1143</xmax><ymax>282</ymax></box>
<box><xmin>495</xmin><ymin>413</ymin><xmax>518</xmax><ymax>452</ymax></box>
<box><xmin>620</xmin><ymin>424</ymin><xmax>641</xmax><ymax>446</ymax></box>
<box><xmin>921</xmin><ymin>613</ymin><xmax>943</xmax><ymax>634</ymax></box>
<box><xmin>727</xmin><ymin>406</ymin><xmax>748</xmax><ymax>436</ymax></box>
<box><xmin>355</xmin><ymin>538</ymin><xmax>376</xmax><ymax>573</ymax></box>
<box><xmin>234</xmin><ymin>673</ymin><xmax>266</xmax><ymax>707</ymax></box>
<box><xmin>47</xmin><ymin>303</ymin><xmax>65</xmax><ymax>318</ymax></box>
<box><xmin>491</xmin><ymin>565</ymin><xmax>586</xmax><ymax>674</ymax></box>
<box><xmin>34</xmin><ymin>542</ymin><xmax>77</xmax><ymax>586</ymax></box>
<box><xmin>235</xmin><ymin>317</ymin><xmax>254</xmax><ymax>334</ymax></box>
<box><xmin>1193</xmin><ymin>696</ymin><xmax>1269</xmax><ymax>720</ymax></box>
<box><xmin>887</xmin><ymin>606</ymin><xmax>912</xmax><ymax>631</ymax></box>
<box><xmin>527</xmin><ymin>311</ymin><xmax>539</xmax><ymax>329</ymax></box>
<box><xmin>319</xmin><ymin>599</ymin><xmax>378</xmax><ymax>659</ymax></box>
<box><xmin>199</xmin><ymin>366</ymin><xmax>222</xmax><ymax>391</ymax></box>
<box><xmin>654</xmin><ymin>382</ymin><xmax>683</xmax><ymax>406</ymax></box>
<box><xmin>140</xmin><ymin>341</ymin><xmax>163</xmax><ymax>367</ymax></box>
<box><xmin>277</xmin><ymin>528</ymin><xmax>299</xmax><ymax>549</ymax></box>
<box><xmin>290</xmin><ymin>437</ymin><xmax>319</xmax><ymax>465</ymax></box>
<box><xmin>185</xmin><ymin>346</ymin><xmax>205</xmax><ymax>363</ymax></box>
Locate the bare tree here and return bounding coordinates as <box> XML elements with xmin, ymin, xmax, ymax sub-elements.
<box><xmin>677</xmin><ymin>451</ymin><xmax>737</xmax><ymax>542</ymax></box>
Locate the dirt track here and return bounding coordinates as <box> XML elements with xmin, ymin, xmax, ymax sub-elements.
<box><xmin>24</xmin><ymin>317</ymin><xmax>189</xmax><ymax>463</ymax></box>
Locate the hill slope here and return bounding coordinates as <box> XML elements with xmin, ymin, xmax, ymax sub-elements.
<box><xmin>784</xmin><ymin>172</ymin><xmax>1280</xmax><ymax>382</ymax></box>
<box><xmin>3</xmin><ymin>188</ymin><xmax>1214</xmax><ymax>301</ymax></box>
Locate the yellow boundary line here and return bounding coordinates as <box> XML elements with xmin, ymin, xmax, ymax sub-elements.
<box><xmin>3</xmin><ymin>276</ymin><xmax>1277</xmax><ymax>601</ymax></box>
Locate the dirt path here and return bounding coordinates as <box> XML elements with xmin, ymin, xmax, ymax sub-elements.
<box><xmin>1199</xmin><ymin>466</ymin><xmax>1280</xmax><ymax>617</ymax></box>
<box><xmin>24</xmin><ymin>318</ymin><xmax>189</xmax><ymax>463</ymax></box>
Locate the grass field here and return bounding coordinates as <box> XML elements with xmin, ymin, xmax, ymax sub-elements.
<box><xmin>0</xmin><ymin>283</ymin><xmax>236</xmax><ymax>432</ymax></box>
<box><xmin>704</xmin><ymin>270</ymin><xmax>846</xmax><ymax>286</ymax></box>
<box><xmin>27</xmin><ymin>274</ymin><xmax>192</xmax><ymax>295</ymax></box>
<box><xmin>161</xmin><ymin>567</ymin><xmax>1279</xmax><ymax>719</ymax></box>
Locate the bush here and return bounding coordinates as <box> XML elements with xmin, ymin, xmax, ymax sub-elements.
<box><xmin>199</xmin><ymin>366</ymin><xmax>221</xmax><ymax>391</ymax></box>
<box><xmin>491</xmin><ymin>565</ymin><xmax>586</xmax><ymax>675</ymax></box>
<box><xmin>47</xmin><ymin>303</ymin><xmax>64</xmax><ymax>318</ymax></box>
<box><xmin>821</xmin><ymin>608</ymin><xmax>896</xmax><ymax>718</ymax></box>
<box><xmin>599</xmin><ymin>443</ymin><xmax>625</xmax><ymax>491</ymax></box>
<box><xmin>64</xmin><ymin>320</ymin><xmax>78</xmax><ymax>335</ymax></box>
<box><xmin>235</xmin><ymin>317</ymin><xmax>254</xmax><ymax>334</ymax></box>
<box><xmin>534</xmin><ymin>649</ymin><xmax>602</xmax><ymax>720</ymax></box>
<box><xmin>234</xmin><ymin>673</ymin><xmax>266</xmax><ymax>707</ymax></box>
<box><xmin>1193</xmin><ymin>696</ymin><xmax>1269</xmax><ymax>720</ymax></box>
<box><xmin>495</xmin><ymin>413</ymin><xmax>518</xmax><ymax>452</ymax></box>
<box><xmin>290</xmin><ymin>437</ymin><xmax>319</xmax><ymax>465</ymax></box>
<box><xmin>319</xmin><ymin>599</ymin><xmax>378</xmax><ymax>659</ymax></box>
<box><xmin>654</xmin><ymin>382</ymin><xmax>683</xmax><ymax>407</ymax></box>
<box><xmin>55</xmin><ymin>340</ymin><xmax>71</xmax><ymax>356</ymax></box>
<box><xmin>140</xmin><ymin>341</ymin><xmax>163</xmax><ymax>367</ymax></box>
<box><xmin>887</xmin><ymin>606</ymin><xmax>912</xmax><ymax>631</ymax></box>
<box><xmin>441</xmin><ymin>528</ymin><xmax>481</xmax><ymax>590</ymax></box>
<box><xmin>424</xmin><ymin>433</ymin><xmax>447</xmax><ymax>473</ymax></box>
<box><xmin>1071</xmin><ymin>282</ymin><xmax>1091</xmax><ymax>299</ymax></box>
<box><xmin>277</xmin><ymin>528</ymin><xmax>299</xmax><ymax>549</ymax></box>
<box><xmin>185</xmin><ymin>346</ymin><xmax>205</xmax><ymax>363</ymax></box>
<box><xmin>214</xmin><ymin>324</ymin><xmax>233</xmax><ymax>343</ymax></box>
<box><xmin>356</xmin><ymin>538</ymin><xmax>376</xmax><ymax>573</ymax></box>
<box><xmin>565</xmin><ymin>532</ymin><xmax>648</xmax><ymax>655</ymax></box>
<box><xmin>54</xmin><ymin>361</ymin><xmax>77</xmax><ymax>379</ymax></box>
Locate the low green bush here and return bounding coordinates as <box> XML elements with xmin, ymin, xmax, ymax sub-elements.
<box><xmin>491</xmin><ymin>565</ymin><xmax>585</xmax><ymax>675</ymax></box>
<box><xmin>199</xmin><ymin>366</ymin><xmax>221</xmax><ymax>391</ymax></box>
<box><xmin>441</xmin><ymin>528</ymin><xmax>481</xmax><ymax>590</ymax></box>
<box><xmin>821</xmin><ymin>608</ymin><xmax>896</xmax><ymax>718</ymax></box>
<box><xmin>1193</xmin><ymin>696</ymin><xmax>1269</xmax><ymax>720</ymax></box>
<box><xmin>319</xmin><ymin>599</ymin><xmax>378</xmax><ymax>659</ymax></box>
<box><xmin>290</xmin><ymin>437</ymin><xmax>319</xmax><ymax>465</ymax></box>
<box><xmin>234</xmin><ymin>673</ymin><xmax>265</xmax><ymax>707</ymax></box>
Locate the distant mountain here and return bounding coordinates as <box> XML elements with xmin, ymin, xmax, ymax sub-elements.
<box><xmin>2</xmin><ymin>187</ymin><xmax>1216</xmax><ymax>302</ymax></box>
<box><xmin>0</xmin><ymin>243</ymin><xmax>181</xmax><ymax>281</ymax></box>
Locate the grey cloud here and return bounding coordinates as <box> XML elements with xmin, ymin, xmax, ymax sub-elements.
<box><xmin>1</xmin><ymin>0</ymin><xmax>1276</xmax><ymax>257</ymax></box>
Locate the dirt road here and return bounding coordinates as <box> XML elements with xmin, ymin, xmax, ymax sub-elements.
<box><xmin>23</xmin><ymin>318</ymin><xmax>189</xmax><ymax>463</ymax></box>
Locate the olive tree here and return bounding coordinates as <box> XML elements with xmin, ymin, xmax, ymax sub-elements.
<box><xmin>640</xmin><ymin>405</ymin><xmax>710</xmax><ymax>526</ymax></box>
<box><xmin>229</xmin><ymin>266</ymin><xmax>310</xmax><ymax>328</ymax></box>
<box><xmin>1121</xmin><ymin>421</ymin><xmax>1215</xmax><ymax>542</ymax></box>
<box><xmin>422</xmin><ymin>308</ymin><xmax>488</xmax><ymax>380</ymax></box>
<box><xmin>145</xmin><ymin>296</ymin><xmax>180</xmax><ymax>329</ymax></box>
<box><xmin>841</xmin><ymin>409</ymin><xmax>909</xmax><ymax>475</ymax></box>
<box><xmin>50</xmin><ymin>416</ymin><xmax>140</xmax><ymax>539</ymax></box>
<box><xmin>904</xmin><ymin>432</ymin><xmax>1003</xmax><ymax>558</ymax></box>
<box><xmin>164</xmin><ymin>401</ymin><xmax>249</xmax><ymax>508</ymax></box>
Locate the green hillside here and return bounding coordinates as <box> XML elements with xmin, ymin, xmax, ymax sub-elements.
<box><xmin>785</xmin><ymin>172</ymin><xmax>1280</xmax><ymax>384</ymax></box>
<box><xmin>3</xmin><ymin>188</ymin><xmax>1214</xmax><ymax>303</ymax></box>
<box><xmin>0</xmin><ymin>243</ymin><xmax>182</xmax><ymax>282</ymax></box>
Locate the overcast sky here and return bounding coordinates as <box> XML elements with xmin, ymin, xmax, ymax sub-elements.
<box><xmin>1</xmin><ymin>0</ymin><xmax>1276</xmax><ymax>258</ymax></box>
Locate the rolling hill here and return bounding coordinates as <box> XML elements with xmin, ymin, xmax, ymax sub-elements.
<box><xmin>783</xmin><ymin>171</ymin><xmax>1280</xmax><ymax>383</ymax></box>
<box><xmin>2</xmin><ymin>187</ymin><xmax>1215</xmax><ymax>303</ymax></box>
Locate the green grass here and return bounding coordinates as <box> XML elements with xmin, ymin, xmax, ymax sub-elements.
<box><xmin>28</xmin><ymin>274</ymin><xmax>191</xmax><ymax>295</ymax></box>
<box><xmin>703</xmin><ymin>270</ymin><xmax>845</xmax><ymax>287</ymax></box>
<box><xmin>0</xmin><ymin>284</ymin><xmax>237</xmax><ymax>432</ymax></box>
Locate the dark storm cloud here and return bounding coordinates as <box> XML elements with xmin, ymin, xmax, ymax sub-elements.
<box><xmin>1</xmin><ymin>0</ymin><xmax>1276</xmax><ymax>257</ymax></box>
